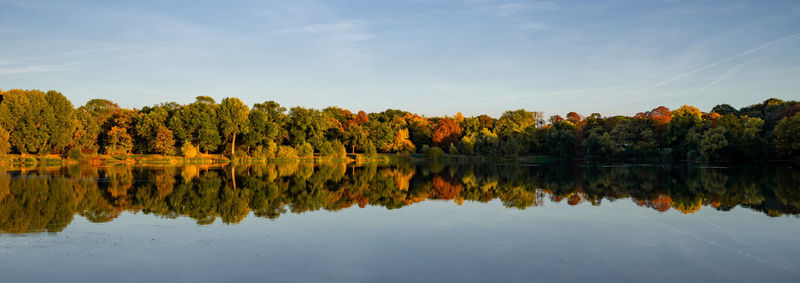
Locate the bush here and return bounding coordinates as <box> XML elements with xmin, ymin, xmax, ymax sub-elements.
<box><xmin>318</xmin><ymin>141</ymin><xmax>335</xmax><ymax>157</ymax></box>
<box><xmin>67</xmin><ymin>147</ymin><xmax>83</xmax><ymax>160</ymax></box>
<box><xmin>276</xmin><ymin>145</ymin><xmax>299</xmax><ymax>159</ymax></box>
<box><xmin>181</xmin><ymin>141</ymin><xmax>199</xmax><ymax>158</ymax></box>
<box><xmin>265</xmin><ymin>140</ymin><xmax>278</xmax><ymax>159</ymax></box>
<box><xmin>298</xmin><ymin>142</ymin><xmax>314</xmax><ymax>159</ymax></box>
<box><xmin>426</xmin><ymin>146</ymin><xmax>445</xmax><ymax>159</ymax></box>
<box><xmin>449</xmin><ymin>143</ymin><xmax>459</xmax><ymax>155</ymax></box>
<box><xmin>320</xmin><ymin>140</ymin><xmax>347</xmax><ymax>158</ymax></box>
<box><xmin>364</xmin><ymin>141</ymin><xmax>377</xmax><ymax>156</ymax></box>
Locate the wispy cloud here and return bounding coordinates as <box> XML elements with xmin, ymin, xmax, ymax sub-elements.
<box><xmin>64</xmin><ymin>42</ymin><xmax>169</xmax><ymax>56</ymax></box>
<box><xmin>275</xmin><ymin>20</ymin><xmax>373</xmax><ymax>41</ymax></box>
<box><xmin>0</xmin><ymin>64</ymin><xmax>71</xmax><ymax>75</ymax></box>
<box><xmin>517</xmin><ymin>22</ymin><xmax>553</xmax><ymax>31</ymax></box>
<box><xmin>652</xmin><ymin>32</ymin><xmax>800</xmax><ymax>89</ymax></box>
<box><xmin>489</xmin><ymin>1</ymin><xmax>557</xmax><ymax>16</ymax></box>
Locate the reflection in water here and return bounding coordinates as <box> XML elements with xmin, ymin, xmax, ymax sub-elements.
<box><xmin>1</xmin><ymin>162</ymin><xmax>798</xmax><ymax>234</ymax></box>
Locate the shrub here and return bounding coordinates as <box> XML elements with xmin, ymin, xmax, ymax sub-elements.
<box><xmin>276</xmin><ymin>145</ymin><xmax>299</xmax><ymax>159</ymax></box>
<box><xmin>298</xmin><ymin>142</ymin><xmax>314</xmax><ymax>159</ymax></box>
<box><xmin>426</xmin><ymin>146</ymin><xmax>445</xmax><ymax>159</ymax></box>
<box><xmin>364</xmin><ymin>141</ymin><xmax>377</xmax><ymax>156</ymax></box>
<box><xmin>181</xmin><ymin>141</ymin><xmax>199</xmax><ymax>158</ymax></box>
<box><xmin>67</xmin><ymin>147</ymin><xmax>83</xmax><ymax>160</ymax></box>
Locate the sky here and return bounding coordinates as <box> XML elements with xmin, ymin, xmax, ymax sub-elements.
<box><xmin>0</xmin><ymin>0</ymin><xmax>798</xmax><ymax>118</ymax></box>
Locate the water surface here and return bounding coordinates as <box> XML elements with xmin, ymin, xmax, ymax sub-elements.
<box><xmin>1</xmin><ymin>163</ymin><xmax>799</xmax><ymax>282</ymax></box>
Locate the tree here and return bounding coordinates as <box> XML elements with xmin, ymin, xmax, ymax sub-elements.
<box><xmin>711</xmin><ymin>104</ymin><xmax>737</xmax><ymax>116</ymax></box>
<box><xmin>44</xmin><ymin>91</ymin><xmax>76</xmax><ymax>153</ymax></box>
<box><xmin>0</xmin><ymin>89</ymin><xmax>50</xmax><ymax>154</ymax></box>
<box><xmin>582</xmin><ymin>127</ymin><xmax>614</xmax><ymax>158</ymax></box>
<box><xmin>74</xmin><ymin>110</ymin><xmax>100</xmax><ymax>153</ymax></box>
<box><xmin>106</xmin><ymin>126</ymin><xmax>133</xmax><ymax>155</ymax></box>
<box><xmin>566</xmin><ymin>112</ymin><xmax>583</xmax><ymax>127</ymax></box>
<box><xmin>153</xmin><ymin>126</ymin><xmax>176</xmax><ymax>155</ymax></box>
<box><xmin>391</xmin><ymin>128</ymin><xmax>416</xmax><ymax>154</ymax></box>
<box><xmin>217</xmin><ymin>97</ymin><xmax>250</xmax><ymax>155</ymax></box>
<box><xmin>135</xmin><ymin>107</ymin><xmax>170</xmax><ymax>153</ymax></box>
<box><xmin>739</xmin><ymin>117</ymin><xmax>764</xmax><ymax>159</ymax></box>
<box><xmin>544</xmin><ymin>121</ymin><xmax>577</xmax><ymax>158</ymax></box>
<box><xmin>432</xmin><ymin>118</ymin><xmax>462</xmax><ymax>148</ymax></box>
<box><xmin>0</xmin><ymin>126</ymin><xmax>9</xmax><ymax>154</ymax></box>
<box><xmin>667</xmin><ymin>105</ymin><xmax>703</xmax><ymax>158</ymax></box>
<box><xmin>773</xmin><ymin>114</ymin><xmax>800</xmax><ymax>158</ymax></box>
<box><xmin>344</xmin><ymin>124</ymin><xmax>368</xmax><ymax>154</ymax></box>
<box><xmin>286</xmin><ymin>107</ymin><xmax>328</xmax><ymax>148</ymax></box>
<box><xmin>700</xmin><ymin>127</ymin><xmax>728</xmax><ymax>160</ymax></box>
<box><xmin>170</xmin><ymin>96</ymin><xmax>222</xmax><ymax>154</ymax></box>
<box><xmin>244</xmin><ymin>100</ymin><xmax>285</xmax><ymax>152</ymax></box>
<box><xmin>496</xmin><ymin>109</ymin><xmax>542</xmax><ymax>138</ymax></box>
<box><xmin>610</xmin><ymin>119</ymin><xmax>658</xmax><ymax>159</ymax></box>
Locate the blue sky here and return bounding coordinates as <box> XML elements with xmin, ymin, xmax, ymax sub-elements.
<box><xmin>1</xmin><ymin>0</ymin><xmax>798</xmax><ymax>117</ymax></box>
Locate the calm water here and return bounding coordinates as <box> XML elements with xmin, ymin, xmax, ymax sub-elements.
<box><xmin>1</xmin><ymin>162</ymin><xmax>799</xmax><ymax>282</ymax></box>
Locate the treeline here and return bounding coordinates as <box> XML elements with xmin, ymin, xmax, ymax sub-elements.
<box><xmin>0</xmin><ymin>88</ymin><xmax>799</xmax><ymax>161</ymax></box>
<box><xmin>2</xmin><ymin>163</ymin><xmax>799</xmax><ymax>233</ymax></box>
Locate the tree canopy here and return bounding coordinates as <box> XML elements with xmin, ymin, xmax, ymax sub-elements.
<box><xmin>0</xmin><ymin>88</ymin><xmax>798</xmax><ymax>161</ymax></box>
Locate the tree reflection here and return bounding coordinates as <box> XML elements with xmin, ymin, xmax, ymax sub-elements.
<box><xmin>1</xmin><ymin>162</ymin><xmax>800</xmax><ymax>234</ymax></box>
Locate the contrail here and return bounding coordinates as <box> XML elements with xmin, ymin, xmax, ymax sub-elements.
<box><xmin>698</xmin><ymin>56</ymin><xmax>762</xmax><ymax>91</ymax></box>
<box><xmin>652</xmin><ymin>31</ymin><xmax>800</xmax><ymax>89</ymax></box>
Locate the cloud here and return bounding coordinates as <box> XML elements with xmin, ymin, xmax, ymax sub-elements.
<box><xmin>275</xmin><ymin>20</ymin><xmax>373</xmax><ymax>41</ymax></box>
<box><xmin>517</xmin><ymin>22</ymin><xmax>552</xmax><ymax>31</ymax></box>
<box><xmin>0</xmin><ymin>64</ymin><xmax>71</xmax><ymax>75</ymax></box>
<box><xmin>484</xmin><ymin>1</ymin><xmax>558</xmax><ymax>16</ymax></box>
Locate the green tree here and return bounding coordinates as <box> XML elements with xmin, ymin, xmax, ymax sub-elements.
<box><xmin>217</xmin><ymin>97</ymin><xmax>250</xmax><ymax>155</ymax></box>
<box><xmin>0</xmin><ymin>89</ymin><xmax>50</xmax><ymax>154</ymax></box>
<box><xmin>495</xmin><ymin>109</ymin><xmax>542</xmax><ymax>138</ymax></box>
<box><xmin>243</xmin><ymin>101</ymin><xmax>285</xmax><ymax>152</ymax></box>
<box><xmin>286</xmin><ymin>107</ymin><xmax>329</xmax><ymax>148</ymax></box>
<box><xmin>700</xmin><ymin>127</ymin><xmax>729</xmax><ymax>160</ymax></box>
<box><xmin>544</xmin><ymin>121</ymin><xmax>577</xmax><ymax>158</ymax></box>
<box><xmin>43</xmin><ymin>91</ymin><xmax>76</xmax><ymax>153</ymax></box>
<box><xmin>773</xmin><ymin>114</ymin><xmax>800</xmax><ymax>158</ymax></box>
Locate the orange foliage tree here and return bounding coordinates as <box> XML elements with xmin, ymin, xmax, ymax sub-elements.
<box><xmin>432</xmin><ymin>118</ymin><xmax>462</xmax><ymax>148</ymax></box>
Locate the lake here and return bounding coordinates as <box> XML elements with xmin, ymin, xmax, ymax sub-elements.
<box><xmin>1</xmin><ymin>162</ymin><xmax>799</xmax><ymax>282</ymax></box>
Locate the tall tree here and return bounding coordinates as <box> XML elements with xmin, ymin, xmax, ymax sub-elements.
<box><xmin>0</xmin><ymin>89</ymin><xmax>50</xmax><ymax>154</ymax></box>
<box><xmin>43</xmin><ymin>91</ymin><xmax>76</xmax><ymax>153</ymax></box>
<box><xmin>217</xmin><ymin>97</ymin><xmax>250</xmax><ymax>155</ymax></box>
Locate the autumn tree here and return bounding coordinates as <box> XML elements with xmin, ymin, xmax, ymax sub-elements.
<box><xmin>432</xmin><ymin>118</ymin><xmax>462</xmax><ymax>148</ymax></box>
<box><xmin>0</xmin><ymin>126</ymin><xmax>9</xmax><ymax>154</ymax></box>
<box><xmin>153</xmin><ymin>126</ymin><xmax>176</xmax><ymax>155</ymax></box>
